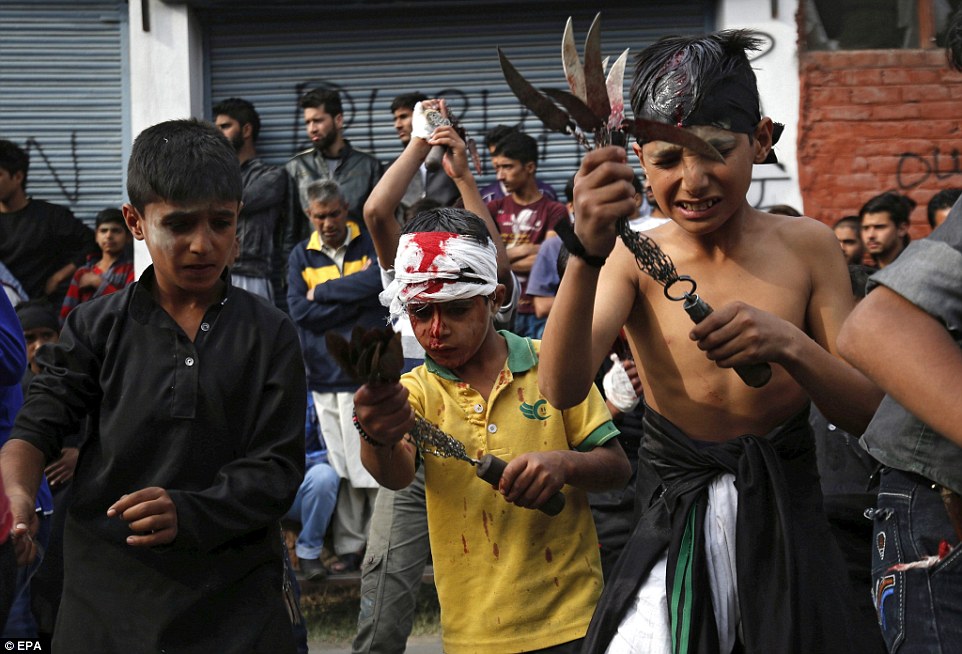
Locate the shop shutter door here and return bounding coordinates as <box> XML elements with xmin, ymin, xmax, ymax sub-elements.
<box><xmin>205</xmin><ymin>2</ymin><xmax>711</xmax><ymax>197</ymax></box>
<box><xmin>0</xmin><ymin>1</ymin><xmax>127</xmax><ymax>225</ymax></box>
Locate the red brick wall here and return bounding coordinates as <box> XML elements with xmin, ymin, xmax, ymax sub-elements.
<box><xmin>798</xmin><ymin>50</ymin><xmax>962</xmax><ymax>238</ymax></box>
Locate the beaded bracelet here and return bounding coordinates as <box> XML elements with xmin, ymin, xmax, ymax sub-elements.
<box><xmin>352</xmin><ymin>408</ymin><xmax>383</xmax><ymax>448</ymax></box>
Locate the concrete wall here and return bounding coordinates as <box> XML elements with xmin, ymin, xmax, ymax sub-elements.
<box><xmin>128</xmin><ymin>0</ymin><xmax>205</xmax><ymax>275</ymax></box>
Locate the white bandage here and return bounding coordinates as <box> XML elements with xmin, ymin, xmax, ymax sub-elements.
<box><xmin>603</xmin><ymin>353</ymin><xmax>640</xmax><ymax>413</ymax></box>
<box><xmin>381</xmin><ymin>231</ymin><xmax>498</xmax><ymax>319</ymax></box>
<box><xmin>410</xmin><ymin>101</ymin><xmax>450</xmax><ymax>141</ymax></box>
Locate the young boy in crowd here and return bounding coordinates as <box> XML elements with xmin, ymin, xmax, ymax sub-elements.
<box><xmin>539</xmin><ymin>31</ymin><xmax>881</xmax><ymax>652</ymax></box>
<box><xmin>0</xmin><ymin>119</ymin><xmax>305</xmax><ymax>653</ymax></box>
<box><xmin>59</xmin><ymin>207</ymin><xmax>134</xmax><ymax>324</ymax></box>
<box><xmin>352</xmin><ymin>206</ymin><xmax>630</xmax><ymax>653</ymax></box>
<box><xmin>486</xmin><ymin>131</ymin><xmax>567</xmax><ymax>338</ymax></box>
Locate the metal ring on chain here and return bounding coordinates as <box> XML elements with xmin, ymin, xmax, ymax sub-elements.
<box><xmin>664</xmin><ymin>275</ymin><xmax>697</xmax><ymax>302</ymax></box>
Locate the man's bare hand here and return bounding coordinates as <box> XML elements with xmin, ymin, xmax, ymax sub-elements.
<box><xmin>107</xmin><ymin>487</ymin><xmax>178</xmax><ymax>547</ymax></box>
<box><xmin>498</xmin><ymin>451</ymin><xmax>566</xmax><ymax>510</ymax></box>
<box><xmin>45</xmin><ymin>447</ymin><xmax>79</xmax><ymax>487</ymax></box>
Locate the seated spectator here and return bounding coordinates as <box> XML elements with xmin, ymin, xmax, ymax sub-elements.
<box><xmin>0</xmin><ymin>140</ymin><xmax>97</xmax><ymax>308</ymax></box>
<box><xmin>59</xmin><ymin>208</ymin><xmax>134</xmax><ymax>324</ymax></box>
<box><xmin>285</xmin><ymin>392</ymin><xmax>338</xmax><ymax>581</ymax></box>
<box><xmin>927</xmin><ymin>188</ymin><xmax>961</xmax><ymax>229</ymax></box>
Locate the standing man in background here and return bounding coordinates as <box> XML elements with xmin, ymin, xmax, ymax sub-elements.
<box><xmin>214</xmin><ymin>98</ymin><xmax>289</xmax><ymax>305</ymax></box>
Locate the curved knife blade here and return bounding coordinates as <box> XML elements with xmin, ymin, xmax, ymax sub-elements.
<box><xmin>562</xmin><ymin>17</ymin><xmax>586</xmax><ymax>102</ymax></box>
<box><xmin>583</xmin><ymin>13</ymin><xmax>611</xmax><ymax>123</ymax></box>
<box><xmin>498</xmin><ymin>47</ymin><xmax>571</xmax><ymax>134</ymax></box>
<box><xmin>541</xmin><ymin>87</ymin><xmax>603</xmax><ymax>132</ymax></box>
<box><xmin>606</xmin><ymin>48</ymin><xmax>629</xmax><ymax>130</ymax></box>
<box><xmin>630</xmin><ymin>119</ymin><xmax>725</xmax><ymax>163</ymax></box>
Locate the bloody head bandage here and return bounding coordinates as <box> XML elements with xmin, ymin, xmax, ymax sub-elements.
<box><xmin>381</xmin><ymin>231</ymin><xmax>498</xmax><ymax>319</ymax></box>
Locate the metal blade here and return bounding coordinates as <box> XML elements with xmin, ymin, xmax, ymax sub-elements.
<box><xmin>630</xmin><ymin>119</ymin><xmax>725</xmax><ymax>163</ymax></box>
<box><xmin>498</xmin><ymin>47</ymin><xmax>571</xmax><ymax>134</ymax></box>
<box><xmin>583</xmin><ymin>13</ymin><xmax>611</xmax><ymax>123</ymax></box>
<box><xmin>602</xmin><ymin>56</ymin><xmax>610</xmax><ymax>75</ymax></box>
<box><xmin>562</xmin><ymin>17</ymin><xmax>586</xmax><ymax>102</ymax></box>
<box><xmin>541</xmin><ymin>87</ymin><xmax>603</xmax><ymax>132</ymax></box>
<box><xmin>605</xmin><ymin>48</ymin><xmax>629</xmax><ymax>130</ymax></box>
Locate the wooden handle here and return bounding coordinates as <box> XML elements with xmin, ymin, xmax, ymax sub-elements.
<box><xmin>476</xmin><ymin>454</ymin><xmax>566</xmax><ymax>517</ymax></box>
<box><xmin>424</xmin><ymin>145</ymin><xmax>446</xmax><ymax>172</ymax></box>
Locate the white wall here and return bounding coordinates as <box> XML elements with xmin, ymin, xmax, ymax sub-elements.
<box><xmin>718</xmin><ymin>0</ymin><xmax>804</xmax><ymax>213</ymax></box>
<box><xmin>127</xmin><ymin>0</ymin><xmax>205</xmax><ymax>276</ymax></box>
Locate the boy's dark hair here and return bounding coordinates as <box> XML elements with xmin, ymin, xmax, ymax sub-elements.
<box><xmin>126</xmin><ymin>119</ymin><xmax>242</xmax><ymax>213</ymax></box>
<box><xmin>484</xmin><ymin>125</ymin><xmax>516</xmax><ymax>151</ymax></box>
<box><xmin>927</xmin><ymin>188</ymin><xmax>961</xmax><ymax>227</ymax></box>
<box><xmin>16</xmin><ymin>299</ymin><xmax>59</xmax><ymax>333</ymax></box>
<box><xmin>0</xmin><ymin>139</ymin><xmax>29</xmax><ymax>190</ymax></box>
<box><xmin>95</xmin><ymin>207</ymin><xmax>126</xmax><ymax>229</ymax></box>
<box><xmin>492</xmin><ymin>131</ymin><xmax>538</xmax><ymax>166</ymax></box>
<box><xmin>390</xmin><ymin>92</ymin><xmax>427</xmax><ymax>113</ymax></box>
<box><xmin>834</xmin><ymin>215</ymin><xmax>861</xmax><ymax>231</ymax></box>
<box><xmin>300</xmin><ymin>87</ymin><xmax>343</xmax><ymax>117</ymax></box>
<box><xmin>212</xmin><ymin>97</ymin><xmax>262</xmax><ymax>141</ymax></box>
<box><xmin>858</xmin><ymin>192</ymin><xmax>916</xmax><ymax>226</ymax></box>
<box><xmin>403</xmin><ymin>207</ymin><xmax>491</xmax><ymax>246</ymax></box>
<box><xmin>403</xmin><ymin>197</ymin><xmax>442</xmax><ymax>225</ymax></box>
<box><xmin>631</xmin><ymin>30</ymin><xmax>762</xmax><ymax>136</ymax></box>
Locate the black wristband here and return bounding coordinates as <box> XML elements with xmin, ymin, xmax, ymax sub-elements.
<box><xmin>555</xmin><ymin>219</ymin><xmax>608</xmax><ymax>268</ymax></box>
<box><xmin>352</xmin><ymin>408</ymin><xmax>382</xmax><ymax>447</ymax></box>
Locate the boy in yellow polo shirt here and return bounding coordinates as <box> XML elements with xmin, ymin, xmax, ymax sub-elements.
<box><xmin>353</xmin><ymin>207</ymin><xmax>631</xmax><ymax>653</ymax></box>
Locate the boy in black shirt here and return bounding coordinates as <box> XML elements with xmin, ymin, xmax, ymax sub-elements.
<box><xmin>0</xmin><ymin>119</ymin><xmax>305</xmax><ymax>653</ymax></box>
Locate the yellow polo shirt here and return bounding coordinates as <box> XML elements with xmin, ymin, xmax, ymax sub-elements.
<box><xmin>400</xmin><ymin>331</ymin><xmax>619</xmax><ymax>653</ymax></box>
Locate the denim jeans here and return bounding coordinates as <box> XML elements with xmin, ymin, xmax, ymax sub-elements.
<box><xmin>513</xmin><ymin>312</ymin><xmax>547</xmax><ymax>339</ymax></box>
<box><xmin>285</xmin><ymin>461</ymin><xmax>339</xmax><ymax>560</ymax></box>
<box><xmin>352</xmin><ymin>466</ymin><xmax>430</xmax><ymax>654</ymax></box>
<box><xmin>872</xmin><ymin>467</ymin><xmax>962</xmax><ymax>652</ymax></box>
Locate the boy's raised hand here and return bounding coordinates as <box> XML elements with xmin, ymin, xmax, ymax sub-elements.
<box><xmin>431</xmin><ymin>125</ymin><xmax>470</xmax><ymax>182</ymax></box>
<box><xmin>353</xmin><ymin>382</ymin><xmax>415</xmax><ymax>448</ymax></box>
<box><xmin>572</xmin><ymin>146</ymin><xmax>637</xmax><ymax>259</ymax></box>
<box><xmin>107</xmin><ymin>487</ymin><xmax>178</xmax><ymax>547</ymax></box>
<box><xmin>498</xmin><ymin>452</ymin><xmax>566</xmax><ymax>510</ymax></box>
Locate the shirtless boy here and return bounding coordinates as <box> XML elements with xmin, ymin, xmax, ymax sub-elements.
<box><xmin>539</xmin><ymin>31</ymin><xmax>881</xmax><ymax>653</ymax></box>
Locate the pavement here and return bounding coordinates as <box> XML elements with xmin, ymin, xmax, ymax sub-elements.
<box><xmin>308</xmin><ymin>635</ymin><xmax>443</xmax><ymax>653</ymax></box>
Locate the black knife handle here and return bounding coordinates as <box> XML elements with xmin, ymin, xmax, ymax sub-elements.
<box><xmin>476</xmin><ymin>454</ymin><xmax>566</xmax><ymax>517</ymax></box>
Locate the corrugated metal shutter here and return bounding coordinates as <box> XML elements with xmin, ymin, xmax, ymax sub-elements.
<box><xmin>204</xmin><ymin>2</ymin><xmax>712</xmax><ymax>198</ymax></box>
<box><xmin>0</xmin><ymin>1</ymin><xmax>128</xmax><ymax>226</ymax></box>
